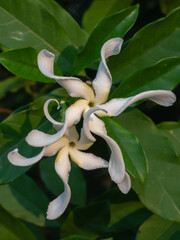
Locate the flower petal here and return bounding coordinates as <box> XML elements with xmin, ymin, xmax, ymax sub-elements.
<box><xmin>83</xmin><ymin>107</ymin><xmax>125</xmax><ymax>183</ymax></box>
<box><xmin>8</xmin><ymin>148</ymin><xmax>45</xmax><ymax>166</ymax></box>
<box><xmin>65</xmin><ymin>126</ymin><xmax>79</xmax><ymax>142</ymax></box>
<box><xmin>69</xmin><ymin>148</ymin><xmax>108</xmax><ymax>170</ymax></box>
<box><xmin>44</xmin><ymin>137</ymin><xmax>69</xmax><ymax>156</ymax></box>
<box><xmin>117</xmin><ymin>172</ymin><xmax>131</xmax><ymax>194</ymax></box>
<box><xmin>92</xmin><ymin>38</ymin><xmax>123</xmax><ymax>105</ymax></box>
<box><xmin>83</xmin><ymin>107</ymin><xmax>108</xmax><ymax>142</ymax></box>
<box><xmin>26</xmin><ymin>99</ymin><xmax>88</xmax><ymax>147</ymax></box>
<box><xmin>38</xmin><ymin>50</ymin><xmax>95</xmax><ymax>101</ymax></box>
<box><xmin>76</xmin><ymin>128</ymin><xmax>93</xmax><ymax>150</ymax></box>
<box><xmin>47</xmin><ymin>147</ymin><xmax>71</xmax><ymax>219</ymax></box>
<box><xmin>44</xmin><ymin>99</ymin><xmax>63</xmax><ymax>127</ymax></box>
<box><xmin>97</xmin><ymin>90</ymin><xmax>176</xmax><ymax>117</ymax></box>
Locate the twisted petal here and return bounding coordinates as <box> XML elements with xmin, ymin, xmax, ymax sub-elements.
<box><xmin>26</xmin><ymin>99</ymin><xmax>88</xmax><ymax>147</ymax></box>
<box><xmin>97</xmin><ymin>90</ymin><xmax>176</xmax><ymax>117</ymax></box>
<box><xmin>92</xmin><ymin>38</ymin><xmax>123</xmax><ymax>105</ymax></box>
<box><xmin>84</xmin><ymin>107</ymin><xmax>125</xmax><ymax>183</ymax></box>
<box><xmin>65</xmin><ymin>126</ymin><xmax>79</xmax><ymax>142</ymax></box>
<box><xmin>76</xmin><ymin>128</ymin><xmax>93</xmax><ymax>150</ymax></box>
<box><xmin>117</xmin><ymin>172</ymin><xmax>131</xmax><ymax>194</ymax></box>
<box><xmin>83</xmin><ymin>107</ymin><xmax>108</xmax><ymax>142</ymax></box>
<box><xmin>44</xmin><ymin>99</ymin><xmax>63</xmax><ymax>128</ymax></box>
<box><xmin>38</xmin><ymin>50</ymin><xmax>95</xmax><ymax>101</ymax></box>
<box><xmin>8</xmin><ymin>148</ymin><xmax>45</xmax><ymax>166</ymax></box>
<box><xmin>69</xmin><ymin>148</ymin><xmax>108</xmax><ymax>170</ymax></box>
<box><xmin>47</xmin><ymin>147</ymin><xmax>71</xmax><ymax>220</ymax></box>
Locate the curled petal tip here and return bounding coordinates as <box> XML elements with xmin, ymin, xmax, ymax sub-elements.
<box><xmin>39</xmin><ymin>49</ymin><xmax>54</xmax><ymax>58</ymax></box>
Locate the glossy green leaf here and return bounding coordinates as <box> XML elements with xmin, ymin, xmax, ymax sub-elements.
<box><xmin>115</xmin><ymin>109</ymin><xmax>180</xmax><ymax>222</ymax></box>
<box><xmin>109</xmin><ymin>7</ymin><xmax>180</xmax><ymax>83</ymax></box>
<box><xmin>0</xmin><ymin>88</ymin><xmax>68</xmax><ymax>184</ymax></box>
<box><xmin>40</xmin><ymin>158</ymin><xmax>86</xmax><ymax>206</ymax></box>
<box><xmin>0</xmin><ymin>0</ymin><xmax>71</xmax><ymax>53</ymax></box>
<box><xmin>0</xmin><ymin>48</ymin><xmax>57</xmax><ymax>83</ymax></box>
<box><xmin>159</xmin><ymin>0</ymin><xmax>180</xmax><ymax>14</ymax></box>
<box><xmin>0</xmin><ymin>174</ymin><xmax>56</xmax><ymax>226</ymax></box>
<box><xmin>104</xmin><ymin>201</ymin><xmax>151</xmax><ymax>237</ymax></box>
<box><xmin>157</xmin><ymin>121</ymin><xmax>180</xmax><ymax>156</ymax></box>
<box><xmin>136</xmin><ymin>215</ymin><xmax>180</xmax><ymax>240</ymax></box>
<box><xmin>111</xmin><ymin>57</ymin><xmax>180</xmax><ymax>98</ymax></box>
<box><xmin>0</xmin><ymin>76</ymin><xmax>27</xmax><ymax>100</ymax></box>
<box><xmin>104</xmin><ymin>118</ymin><xmax>147</xmax><ymax>183</ymax></box>
<box><xmin>82</xmin><ymin>0</ymin><xmax>133</xmax><ymax>33</ymax></box>
<box><xmin>73</xmin><ymin>5</ymin><xmax>139</xmax><ymax>74</ymax></box>
<box><xmin>61</xmin><ymin>236</ymin><xmax>93</xmax><ymax>240</ymax></box>
<box><xmin>35</xmin><ymin>0</ymin><xmax>88</xmax><ymax>47</ymax></box>
<box><xmin>0</xmin><ymin>206</ymin><xmax>36</xmax><ymax>240</ymax></box>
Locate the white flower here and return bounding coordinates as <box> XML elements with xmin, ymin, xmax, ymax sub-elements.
<box><xmin>8</xmin><ymin>101</ymin><xmax>108</xmax><ymax>220</ymax></box>
<box><xmin>35</xmin><ymin>37</ymin><xmax>176</xmax><ymax>191</ymax></box>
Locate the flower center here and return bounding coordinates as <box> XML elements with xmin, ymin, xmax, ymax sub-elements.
<box><xmin>69</xmin><ymin>141</ymin><xmax>76</xmax><ymax>147</ymax></box>
<box><xmin>88</xmin><ymin>101</ymin><xmax>94</xmax><ymax>107</ymax></box>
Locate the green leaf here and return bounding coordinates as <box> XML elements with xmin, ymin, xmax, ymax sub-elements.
<box><xmin>0</xmin><ymin>48</ymin><xmax>57</xmax><ymax>83</ymax></box>
<box><xmin>35</xmin><ymin>0</ymin><xmax>88</xmax><ymax>47</ymax></box>
<box><xmin>0</xmin><ymin>174</ymin><xmax>57</xmax><ymax>226</ymax></box>
<box><xmin>0</xmin><ymin>205</ymin><xmax>37</xmax><ymax>240</ymax></box>
<box><xmin>39</xmin><ymin>158</ymin><xmax>86</xmax><ymax>206</ymax></box>
<box><xmin>73</xmin><ymin>5</ymin><xmax>139</xmax><ymax>74</ymax></box>
<box><xmin>111</xmin><ymin>57</ymin><xmax>180</xmax><ymax>98</ymax></box>
<box><xmin>0</xmin><ymin>76</ymin><xmax>27</xmax><ymax>100</ymax></box>
<box><xmin>159</xmin><ymin>0</ymin><xmax>180</xmax><ymax>15</ymax></box>
<box><xmin>60</xmin><ymin>211</ymin><xmax>98</xmax><ymax>239</ymax></box>
<box><xmin>104</xmin><ymin>118</ymin><xmax>147</xmax><ymax>183</ymax></box>
<box><xmin>104</xmin><ymin>201</ymin><xmax>151</xmax><ymax>237</ymax></box>
<box><xmin>74</xmin><ymin>201</ymin><xmax>110</xmax><ymax>234</ymax></box>
<box><xmin>157</xmin><ymin>121</ymin><xmax>180</xmax><ymax>156</ymax></box>
<box><xmin>82</xmin><ymin>0</ymin><xmax>133</xmax><ymax>33</ymax></box>
<box><xmin>0</xmin><ymin>0</ymin><xmax>71</xmax><ymax>53</ymax></box>
<box><xmin>136</xmin><ymin>214</ymin><xmax>180</xmax><ymax>240</ymax></box>
<box><xmin>0</xmin><ymin>88</ymin><xmax>68</xmax><ymax>184</ymax></box>
<box><xmin>115</xmin><ymin>109</ymin><xmax>180</xmax><ymax>222</ymax></box>
<box><xmin>109</xmin><ymin>7</ymin><xmax>180</xmax><ymax>83</ymax></box>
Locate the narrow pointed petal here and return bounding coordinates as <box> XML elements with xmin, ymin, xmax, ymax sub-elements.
<box><xmin>83</xmin><ymin>107</ymin><xmax>107</xmax><ymax>142</ymax></box>
<box><xmin>69</xmin><ymin>148</ymin><xmax>108</xmax><ymax>170</ymax></box>
<box><xmin>76</xmin><ymin>128</ymin><xmax>93</xmax><ymax>150</ymax></box>
<box><xmin>44</xmin><ymin>99</ymin><xmax>63</xmax><ymax>127</ymax></box>
<box><xmin>97</xmin><ymin>90</ymin><xmax>176</xmax><ymax>117</ymax></box>
<box><xmin>117</xmin><ymin>172</ymin><xmax>131</xmax><ymax>194</ymax></box>
<box><xmin>26</xmin><ymin>99</ymin><xmax>88</xmax><ymax>147</ymax></box>
<box><xmin>47</xmin><ymin>147</ymin><xmax>71</xmax><ymax>219</ymax></box>
<box><xmin>84</xmin><ymin>107</ymin><xmax>125</xmax><ymax>183</ymax></box>
<box><xmin>38</xmin><ymin>50</ymin><xmax>95</xmax><ymax>101</ymax></box>
<box><xmin>92</xmin><ymin>38</ymin><xmax>123</xmax><ymax>105</ymax></box>
<box><xmin>65</xmin><ymin>126</ymin><xmax>79</xmax><ymax>142</ymax></box>
<box><xmin>8</xmin><ymin>148</ymin><xmax>44</xmax><ymax>166</ymax></box>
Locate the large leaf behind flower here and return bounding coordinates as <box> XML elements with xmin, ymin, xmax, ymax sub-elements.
<box><xmin>73</xmin><ymin>5</ymin><xmax>139</xmax><ymax>74</ymax></box>
<box><xmin>115</xmin><ymin>109</ymin><xmax>180</xmax><ymax>222</ymax></box>
<box><xmin>82</xmin><ymin>0</ymin><xmax>134</xmax><ymax>33</ymax></box>
<box><xmin>0</xmin><ymin>48</ymin><xmax>57</xmax><ymax>83</ymax></box>
<box><xmin>0</xmin><ymin>0</ymin><xmax>71</xmax><ymax>53</ymax></box>
<box><xmin>109</xmin><ymin>7</ymin><xmax>180</xmax><ymax>83</ymax></box>
<box><xmin>0</xmin><ymin>206</ymin><xmax>36</xmax><ymax>240</ymax></box>
<box><xmin>104</xmin><ymin>118</ymin><xmax>147</xmax><ymax>183</ymax></box>
<box><xmin>111</xmin><ymin>57</ymin><xmax>180</xmax><ymax>98</ymax></box>
<box><xmin>136</xmin><ymin>214</ymin><xmax>180</xmax><ymax>240</ymax></box>
<box><xmin>0</xmin><ymin>88</ymin><xmax>68</xmax><ymax>184</ymax></box>
<box><xmin>0</xmin><ymin>174</ymin><xmax>56</xmax><ymax>227</ymax></box>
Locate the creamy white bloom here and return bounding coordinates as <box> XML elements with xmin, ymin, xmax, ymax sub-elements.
<box><xmin>8</xmin><ymin>113</ymin><xmax>108</xmax><ymax>219</ymax></box>
<box><xmin>36</xmin><ymin>37</ymin><xmax>176</xmax><ymax>192</ymax></box>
